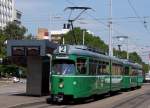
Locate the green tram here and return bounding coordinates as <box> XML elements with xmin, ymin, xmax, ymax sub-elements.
<box><xmin>50</xmin><ymin>45</ymin><xmax>143</xmax><ymax>102</ymax></box>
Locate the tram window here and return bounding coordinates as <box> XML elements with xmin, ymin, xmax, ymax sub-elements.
<box><xmin>112</xmin><ymin>63</ymin><xmax>115</xmax><ymax>75</ymax></box>
<box><xmin>52</xmin><ymin>60</ymin><xmax>75</xmax><ymax>75</ymax></box>
<box><xmin>102</xmin><ymin>64</ymin><xmax>107</xmax><ymax>75</ymax></box>
<box><xmin>97</xmin><ymin>62</ymin><xmax>102</xmax><ymax>75</ymax></box>
<box><xmin>106</xmin><ymin>63</ymin><xmax>110</xmax><ymax>74</ymax></box>
<box><xmin>77</xmin><ymin>58</ymin><xmax>87</xmax><ymax>74</ymax></box>
<box><xmin>116</xmin><ymin>64</ymin><xmax>123</xmax><ymax>75</ymax></box>
<box><xmin>99</xmin><ymin>62</ymin><xmax>109</xmax><ymax>75</ymax></box>
<box><xmin>131</xmin><ymin>68</ymin><xmax>137</xmax><ymax>76</ymax></box>
<box><xmin>89</xmin><ymin>59</ymin><xmax>97</xmax><ymax>75</ymax></box>
<box><xmin>112</xmin><ymin>63</ymin><xmax>123</xmax><ymax>75</ymax></box>
<box><xmin>89</xmin><ymin>60</ymin><xmax>93</xmax><ymax>75</ymax></box>
<box><xmin>119</xmin><ymin>65</ymin><xmax>123</xmax><ymax>75</ymax></box>
<box><xmin>138</xmin><ymin>70</ymin><xmax>143</xmax><ymax>76</ymax></box>
<box><xmin>112</xmin><ymin>63</ymin><xmax>116</xmax><ymax>75</ymax></box>
<box><xmin>93</xmin><ymin>60</ymin><xmax>97</xmax><ymax>75</ymax></box>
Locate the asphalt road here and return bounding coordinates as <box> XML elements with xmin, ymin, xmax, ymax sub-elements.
<box><xmin>1</xmin><ymin>82</ymin><xmax>150</xmax><ymax>108</ymax></box>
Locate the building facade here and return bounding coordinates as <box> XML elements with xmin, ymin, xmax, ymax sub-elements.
<box><xmin>0</xmin><ymin>0</ymin><xmax>14</xmax><ymax>28</ymax></box>
<box><xmin>0</xmin><ymin>0</ymin><xmax>21</xmax><ymax>28</ymax></box>
<box><xmin>13</xmin><ymin>9</ymin><xmax>22</xmax><ymax>25</ymax></box>
<box><xmin>50</xmin><ymin>29</ymin><xmax>69</xmax><ymax>44</ymax></box>
<box><xmin>36</xmin><ymin>28</ymin><xmax>70</xmax><ymax>44</ymax></box>
<box><xmin>36</xmin><ymin>28</ymin><xmax>50</xmax><ymax>40</ymax></box>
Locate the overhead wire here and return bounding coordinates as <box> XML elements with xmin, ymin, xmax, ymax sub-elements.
<box><xmin>127</xmin><ymin>0</ymin><xmax>150</xmax><ymax>34</ymax></box>
<box><xmin>64</xmin><ymin>0</ymin><xmax>150</xmax><ymax>57</ymax></box>
<box><xmin>65</xmin><ymin>0</ymin><xmax>128</xmax><ymax>36</ymax></box>
<box><xmin>61</xmin><ymin>0</ymin><xmax>150</xmax><ymax>55</ymax></box>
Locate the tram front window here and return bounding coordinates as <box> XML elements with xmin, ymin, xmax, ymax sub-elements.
<box><xmin>52</xmin><ymin>60</ymin><xmax>75</xmax><ymax>75</ymax></box>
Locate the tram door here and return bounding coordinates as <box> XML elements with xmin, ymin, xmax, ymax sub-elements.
<box><xmin>124</xmin><ymin>66</ymin><xmax>131</xmax><ymax>86</ymax></box>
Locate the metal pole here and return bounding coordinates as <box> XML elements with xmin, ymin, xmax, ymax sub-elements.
<box><xmin>149</xmin><ymin>54</ymin><xmax>150</xmax><ymax>74</ymax></box>
<box><xmin>109</xmin><ymin>0</ymin><xmax>113</xmax><ymax>56</ymax></box>
<box><xmin>62</xmin><ymin>37</ymin><xmax>65</xmax><ymax>45</ymax></box>
<box><xmin>127</xmin><ymin>37</ymin><xmax>129</xmax><ymax>59</ymax></box>
<box><xmin>83</xmin><ymin>30</ymin><xmax>85</xmax><ymax>45</ymax></box>
<box><xmin>69</xmin><ymin>20</ymin><xmax>77</xmax><ymax>44</ymax></box>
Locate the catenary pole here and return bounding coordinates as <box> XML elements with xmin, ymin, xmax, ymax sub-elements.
<box><xmin>109</xmin><ymin>0</ymin><xmax>113</xmax><ymax>56</ymax></box>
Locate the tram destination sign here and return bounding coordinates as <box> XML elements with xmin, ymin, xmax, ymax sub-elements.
<box><xmin>58</xmin><ymin>45</ymin><xmax>68</xmax><ymax>54</ymax></box>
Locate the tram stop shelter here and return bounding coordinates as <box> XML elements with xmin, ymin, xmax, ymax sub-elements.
<box><xmin>7</xmin><ymin>40</ymin><xmax>57</xmax><ymax>96</ymax></box>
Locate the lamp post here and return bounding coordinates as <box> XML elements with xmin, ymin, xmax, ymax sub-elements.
<box><xmin>78</xmin><ymin>20</ymin><xmax>88</xmax><ymax>46</ymax></box>
<box><xmin>82</xmin><ymin>30</ymin><xmax>85</xmax><ymax>45</ymax></box>
<box><xmin>114</xmin><ymin>36</ymin><xmax>129</xmax><ymax>59</ymax></box>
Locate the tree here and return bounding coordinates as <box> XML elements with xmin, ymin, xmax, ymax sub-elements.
<box><xmin>129</xmin><ymin>52</ymin><xmax>142</xmax><ymax>64</ymax></box>
<box><xmin>0</xmin><ymin>22</ymin><xmax>28</xmax><ymax>57</ymax></box>
<box><xmin>3</xmin><ymin>22</ymin><xmax>27</xmax><ymax>40</ymax></box>
<box><xmin>0</xmin><ymin>29</ymin><xmax>6</xmax><ymax>57</ymax></box>
<box><xmin>142</xmin><ymin>62</ymin><xmax>150</xmax><ymax>73</ymax></box>
<box><xmin>113</xmin><ymin>49</ymin><xmax>127</xmax><ymax>59</ymax></box>
<box><xmin>63</xmin><ymin>27</ymin><xmax>144</xmax><ymax>64</ymax></box>
<box><xmin>63</xmin><ymin>27</ymin><xmax>108</xmax><ymax>53</ymax></box>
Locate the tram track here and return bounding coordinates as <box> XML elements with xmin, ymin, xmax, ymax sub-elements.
<box><xmin>6</xmin><ymin>84</ymin><xmax>150</xmax><ymax>108</ymax></box>
<box><xmin>8</xmin><ymin>92</ymin><xmax>150</xmax><ymax>108</ymax></box>
<box><xmin>111</xmin><ymin>92</ymin><xmax>150</xmax><ymax>108</ymax></box>
<box><xmin>8</xmin><ymin>100</ymin><xmax>73</xmax><ymax>108</ymax></box>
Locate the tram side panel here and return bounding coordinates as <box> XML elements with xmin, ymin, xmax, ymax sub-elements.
<box><xmin>110</xmin><ymin>63</ymin><xmax>123</xmax><ymax>91</ymax></box>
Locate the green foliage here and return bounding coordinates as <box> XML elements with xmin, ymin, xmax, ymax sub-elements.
<box><xmin>0</xmin><ymin>64</ymin><xmax>18</xmax><ymax>77</ymax></box>
<box><xmin>114</xmin><ymin>50</ymin><xmax>142</xmax><ymax>64</ymax></box>
<box><xmin>129</xmin><ymin>52</ymin><xmax>142</xmax><ymax>64</ymax></box>
<box><xmin>0</xmin><ymin>64</ymin><xmax>27</xmax><ymax>78</ymax></box>
<box><xmin>63</xmin><ymin>27</ymin><xmax>108</xmax><ymax>53</ymax></box>
<box><xmin>0</xmin><ymin>22</ymin><xmax>28</xmax><ymax>57</ymax></box>
<box><xmin>3</xmin><ymin>22</ymin><xmax>27</xmax><ymax>40</ymax></box>
<box><xmin>0</xmin><ymin>29</ymin><xmax>6</xmax><ymax>58</ymax></box>
<box><xmin>142</xmin><ymin>63</ymin><xmax>150</xmax><ymax>73</ymax></box>
<box><xmin>63</xmin><ymin>27</ymin><xmax>148</xmax><ymax>71</ymax></box>
<box><xmin>113</xmin><ymin>50</ymin><xmax>127</xmax><ymax>59</ymax></box>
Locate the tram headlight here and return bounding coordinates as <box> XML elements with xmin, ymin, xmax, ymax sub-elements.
<box><xmin>59</xmin><ymin>83</ymin><xmax>64</xmax><ymax>88</ymax></box>
<box><xmin>73</xmin><ymin>81</ymin><xmax>77</xmax><ymax>85</ymax></box>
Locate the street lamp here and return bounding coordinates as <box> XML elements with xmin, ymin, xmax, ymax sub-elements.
<box><xmin>114</xmin><ymin>36</ymin><xmax>129</xmax><ymax>59</ymax></box>
<box><xmin>78</xmin><ymin>20</ymin><xmax>88</xmax><ymax>45</ymax></box>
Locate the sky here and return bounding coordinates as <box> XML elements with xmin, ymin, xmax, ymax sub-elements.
<box><xmin>15</xmin><ymin>0</ymin><xmax>150</xmax><ymax>63</ymax></box>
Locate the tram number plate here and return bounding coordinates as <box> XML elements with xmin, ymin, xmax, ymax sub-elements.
<box><xmin>59</xmin><ymin>46</ymin><xmax>67</xmax><ymax>54</ymax></box>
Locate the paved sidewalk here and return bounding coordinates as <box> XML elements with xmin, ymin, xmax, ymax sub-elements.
<box><xmin>0</xmin><ymin>94</ymin><xmax>48</xmax><ymax>108</ymax></box>
<box><xmin>0</xmin><ymin>82</ymin><xmax>48</xmax><ymax>108</ymax></box>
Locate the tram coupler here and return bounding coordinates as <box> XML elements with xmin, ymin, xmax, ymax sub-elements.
<box><xmin>53</xmin><ymin>95</ymin><xmax>64</xmax><ymax>103</ymax></box>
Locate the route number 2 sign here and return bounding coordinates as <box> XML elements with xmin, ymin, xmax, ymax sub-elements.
<box><xmin>58</xmin><ymin>45</ymin><xmax>67</xmax><ymax>54</ymax></box>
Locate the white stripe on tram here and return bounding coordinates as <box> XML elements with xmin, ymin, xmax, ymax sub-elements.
<box><xmin>52</xmin><ymin>75</ymin><xmax>122</xmax><ymax>77</ymax></box>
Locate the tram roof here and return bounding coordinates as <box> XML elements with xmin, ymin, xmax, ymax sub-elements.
<box><xmin>68</xmin><ymin>45</ymin><xmax>110</xmax><ymax>59</ymax></box>
<box><xmin>54</xmin><ymin>45</ymin><xmax>142</xmax><ymax>68</ymax></box>
<box><xmin>55</xmin><ymin>45</ymin><xmax>123</xmax><ymax>63</ymax></box>
<box><xmin>122</xmin><ymin>59</ymin><xmax>142</xmax><ymax>69</ymax></box>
